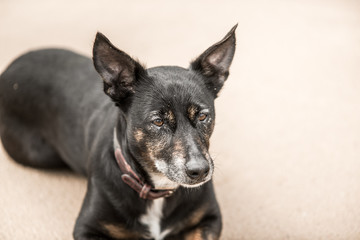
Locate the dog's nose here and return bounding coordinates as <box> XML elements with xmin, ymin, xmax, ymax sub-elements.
<box><xmin>185</xmin><ymin>159</ymin><xmax>210</xmax><ymax>180</ymax></box>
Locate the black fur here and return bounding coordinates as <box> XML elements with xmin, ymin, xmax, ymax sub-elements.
<box><xmin>0</xmin><ymin>25</ymin><xmax>236</xmax><ymax>240</ymax></box>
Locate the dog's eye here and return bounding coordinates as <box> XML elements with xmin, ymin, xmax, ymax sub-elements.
<box><xmin>153</xmin><ymin>118</ymin><xmax>164</xmax><ymax>127</ymax></box>
<box><xmin>198</xmin><ymin>113</ymin><xmax>207</xmax><ymax>121</ymax></box>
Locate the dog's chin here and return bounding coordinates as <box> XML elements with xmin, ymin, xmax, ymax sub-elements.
<box><xmin>150</xmin><ymin>173</ymin><xmax>180</xmax><ymax>190</ymax></box>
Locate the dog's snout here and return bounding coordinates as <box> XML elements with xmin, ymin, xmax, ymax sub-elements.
<box><xmin>185</xmin><ymin>159</ymin><xmax>209</xmax><ymax>180</ymax></box>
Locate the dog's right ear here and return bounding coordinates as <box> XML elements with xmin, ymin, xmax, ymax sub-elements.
<box><xmin>93</xmin><ymin>32</ymin><xmax>145</xmax><ymax>106</ymax></box>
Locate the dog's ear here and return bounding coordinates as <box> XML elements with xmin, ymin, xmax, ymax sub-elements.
<box><xmin>93</xmin><ymin>32</ymin><xmax>145</xmax><ymax>107</ymax></box>
<box><xmin>190</xmin><ymin>24</ymin><xmax>237</xmax><ymax>97</ymax></box>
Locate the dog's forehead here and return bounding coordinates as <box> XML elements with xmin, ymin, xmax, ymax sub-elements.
<box><xmin>145</xmin><ymin>66</ymin><xmax>211</xmax><ymax>103</ymax></box>
<box><xmin>147</xmin><ymin>66</ymin><xmax>191</xmax><ymax>79</ymax></box>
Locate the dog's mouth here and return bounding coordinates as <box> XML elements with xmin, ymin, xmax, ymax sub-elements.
<box><xmin>179</xmin><ymin>177</ymin><xmax>212</xmax><ymax>189</ymax></box>
<box><xmin>150</xmin><ymin>173</ymin><xmax>211</xmax><ymax>190</ymax></box>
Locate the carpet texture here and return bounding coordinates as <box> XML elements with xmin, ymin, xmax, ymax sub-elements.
<box><xmin>1</xmin><ymin>0</ymin><xmax>360</xmax><ymax>239</ymax></box>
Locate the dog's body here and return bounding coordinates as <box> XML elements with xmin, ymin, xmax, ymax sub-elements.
<box><xmin>0</xmin><ymin>26</ymin><xmax>236</xmax><ymax>240</ymax></box>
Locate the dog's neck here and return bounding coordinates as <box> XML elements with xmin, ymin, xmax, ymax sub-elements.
<box><xmin>113</xmin><ymin>119</ymin><xmax>147</xmax><ymax>180</ymax></box>
<box><xmin>112</xmin><ymin>125</ymin><xmax>147</xmax><ymax>183</ymax></box>
<box><xmin>113</xmin><ymin>127</ymin><xmax>174</xmax><ymax>200</ymax></box>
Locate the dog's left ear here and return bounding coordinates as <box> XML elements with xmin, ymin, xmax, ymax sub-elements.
<box><xmin>190</xmin><ymin>24</ymin><xmax>237</xmax><ymax>97</ymax></box>
<box><xmin>93</xmin><ymin>32</ymin><xmax>145</xmax><ymax>109</ymax></box>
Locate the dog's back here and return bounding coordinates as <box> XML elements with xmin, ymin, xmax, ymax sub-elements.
<box><xmin>0</xmin><ymin>49</ymin><xmax>111</xmax><ymax>174</ymax></box>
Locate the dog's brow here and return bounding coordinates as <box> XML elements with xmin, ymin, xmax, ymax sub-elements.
<box><xmin>165</xmin><ymin>110</ymin><xmax>175</xmax><ymax>123</ymax></box>
<box><xmin>148</xmin><ymin>110</ymin><xmax>161</xmax><ymax>118</ymax></box>
<box><xmin>187</xmin><ymin>105</ymin><xmax>198</xmax><ymax>120</ymax></box>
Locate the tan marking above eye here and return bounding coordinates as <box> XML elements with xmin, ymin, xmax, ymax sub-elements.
<box><xmin>166</xmin><ymin>110</ymin><xmax>175</xmax><ymax>123</ymax></box>
<box><xmin>153</xmin><ymin>118</ymin><xmax>164</xmax><ymax>127</ymax></box>
<box><xmin>188</xmin><ymin>105</ymin><xmax>198</xmax><ymax>120</ymax></box>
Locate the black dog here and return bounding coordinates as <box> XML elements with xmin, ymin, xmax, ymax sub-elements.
<box><xmin>0</xmin><ymin>25</ymin><xmax>236</xmax><ymax>240</ymax></box>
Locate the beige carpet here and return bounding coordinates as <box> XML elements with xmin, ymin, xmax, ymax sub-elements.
<box><xmin>1</xmin><ymin>0</ymin><xmax>360</xmax><ymax>239</ymax></box>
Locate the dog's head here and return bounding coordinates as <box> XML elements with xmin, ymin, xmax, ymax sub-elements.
<box><xmin>93</xmin><ymin>25</ymin><xmax>236</xmax><ymax>189</ymax></box>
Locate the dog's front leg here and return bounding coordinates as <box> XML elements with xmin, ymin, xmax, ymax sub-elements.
<box><xmin>74</xmin><ymin>179</ymin><xmax>142</xmax><ymax>240</ymax></box>
<box><xmin>166</xmin><ymin>215</ymin><xmax>222</xmax><ymax>240</ymax></box>
<box><xmin>76</xmin><ymin>237</ymin><xmax>111</xmax><ymax>240</ymax></box>
<box><xmin>184</xmin><ymin>220</ymin><xmax>222</xmax><ymax>240</ymax></box>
